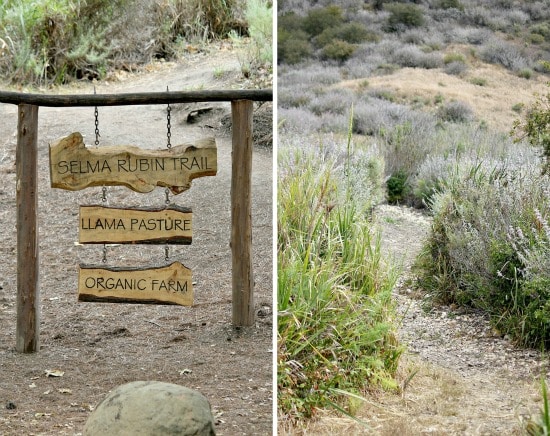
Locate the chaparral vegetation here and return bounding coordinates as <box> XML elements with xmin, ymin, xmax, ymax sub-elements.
<box><xmin>277</xmin><ymin>0</ymin><xmax>550</xmax><ymax>431</ymax></box>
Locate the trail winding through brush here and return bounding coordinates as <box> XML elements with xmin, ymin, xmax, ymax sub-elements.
<box><xmin>371</xmin><ymin>204</ymin><xmax>545</xmax><ymax>435</ymax></box>
<box><xmin>294</xmin><ymin>205</ymin><xmax>547</xmax><ymax>435</ymax></box>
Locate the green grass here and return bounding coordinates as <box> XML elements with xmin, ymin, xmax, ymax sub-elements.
<box><xmin>277</xmin><ymin>139</ymin><xmax>402</xmax><ymax>421</ymax></box>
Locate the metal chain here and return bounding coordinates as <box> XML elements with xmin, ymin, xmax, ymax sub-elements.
<box><xmin>166</xmin><ymin>86</ymin><xmax>172</xmax><ymax>149</ymax></box>
<box><xmin>102</xmin><ymin>244</ymin><xmax>107</xmax><ymax>263</ymax></box>
<box><xmin>94</xmin><ymin>87</ymin><xmax>100</xmax><ymax>146</ymax></box>
<box><xmin>164</xmin><ymin>245</ymin><xmax>169</xmax><ymax>262</ymax></box>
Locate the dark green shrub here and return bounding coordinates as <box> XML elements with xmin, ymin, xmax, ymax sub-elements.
<box><xmin>437</xmin><ymin>0</ymin><xmax>464</xmax><ymax>11</ymax></box>
<box><xmin>278</xmin><ymin>11</ymin><xmax>305</xmax><ymax>32</ymax></box>
<box><xmin>302</xmin><ymin>5</ymin><xmax>343</xmax><ymax>37</ymax></box>
<box><xmin>278</xmin><ymin>29</ymin><xmax>312</xmax><ymax>65</ymax></box>
<box><xmin>314</xmin><ymin>22</ymin><xmax>378</xmax><ymax>47</ymax></box>
<box><xmin>385</xmin><ymin>3</ymin><xmax>425</xmax><ymax>32</ymax></box>
<box><xmin>321</xmin><ymin>40</ymin><xmax>355</xmax><ymax>63</ymax></box>
<box><xmin>386</xmin><ymin>170</ymin><xmax>410</xmax><ymax>203</ymax></box>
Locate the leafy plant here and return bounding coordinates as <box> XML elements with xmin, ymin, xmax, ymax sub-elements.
<box><xmin>512</xmin><ymin>87</ymin><xmax>550</xmax><ymax>174</ymax></box>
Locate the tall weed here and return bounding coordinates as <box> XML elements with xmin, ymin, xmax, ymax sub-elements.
<box><xmin>278</xmin><ymin>135</ymin><xmax>401</xmax><ymax>420</ymax></box>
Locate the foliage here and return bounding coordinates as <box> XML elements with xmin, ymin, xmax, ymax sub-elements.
<box><xmin>321</xmin><ymin>40</ymin><xmax>355</xmax><ymax>63</ymax></box>
<box><xmin>385</xmin><ymin>3</ymin><xmax>425</xmax><ymax>32</ymax></box>
<box><xmin>230</xmin><ymin>0</ymin><xmax>272</xmax><ymax>77</ymax></box>
<box><xmin>0</xmin><ymin>0</ymin><xmax>249</xmax><ymax>86</ymax></box>
<box><xmin>526</xmin><ymin>378</ymin><xmax>550</xmax><ymax>436</ymax></box>
<box><xmin>302</xmin><ymin>5</ymin><xmax>343</xmax><ymax>37</ymax></box>
<box><xmin>314</xmin><ymin>22</ymin><xmax>378</xmax><ymax>48</ymax></box>
<box><xmin>512</xmin><ymin>88</ymin><xmax>550</xmax><ymax>174</ymax></box>
<box><xmin>437</xmin><ymin>101</ymin><xmax>474</xmax><ymax>123</ymax></box>
<box><xmin>278</xmin><ymin>134</ymin><xmax>401</xmax><ymax>420</ymax></box>
<box><xmin>386</xmin><ymin>170</ymin><xmax>409</xmax><ymax>204</ymax></box>
<box><xmin>416</xmin><ymin>162</ymin><xmax>550</xmax><ymax>347</ymax></box>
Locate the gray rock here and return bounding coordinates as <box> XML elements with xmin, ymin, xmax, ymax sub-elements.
<box><xmin>83</xmin><ymin>381</ymin><xmax>216</xmax><ymax>436</ymax></box>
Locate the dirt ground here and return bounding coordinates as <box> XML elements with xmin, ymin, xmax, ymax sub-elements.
<box><xmin>280</xmin><ymin>205</ymin><xmax>547</xmax><ymax>435</ymax></box>
<box><xmin>0</xmin><ymin>45</ymin><xmax>273</xmax><ymax>435</ymax></box>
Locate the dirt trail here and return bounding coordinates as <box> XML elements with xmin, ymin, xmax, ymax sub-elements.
<box><xmin>292</xmin><ymin>205</ymin><xmax>547</xmax><ymax>435</ymax></box>
<box><xmin>0</xmin><ymin>46</ymin><xmax>273</xmax><ymax>435</ymax></box>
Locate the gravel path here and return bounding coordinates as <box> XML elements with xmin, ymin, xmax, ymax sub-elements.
<box><xmin>371</xmin><ymin>204</ymin><xmax>546</xmax><ymax>435</ymax></box>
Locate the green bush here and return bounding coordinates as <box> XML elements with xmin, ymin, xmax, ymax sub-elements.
<box><xmin>416</xmin><ymin>162</ymin><xmax>550</xmax><ymax>347</ymax></box>
<box><xmin>386</xmin><ymin>170</ymin><xmax>410</xmax><ymax>204</ymax></box>
<box><xmin>0</xmin><ymin>0</ymin><xmax>247</xmax><ymax>86</ymax></box>
<box><xmin>321</xmin><ymin>39</ymin><xmax>355</xmax><ymax>63</ymax></box>
<box><xmin>385</xmin><ymin>3</ymin><xmax>425</xmax><ymax>32</ymax></box>
<box><xmin>302</xmin><ymin>5</ymin><xmax>343</xmax><ymax>37</ymax></box>
<box><xmin>314</xmin><ymin>22</ymin><xmax>378</xmax><ymax>47</ymax></box>
<box><xmin>512</xmin><ymin>87</ymin><xmax>550</xmax><ymax>174</ymax></box>
<box><xmin>437</xmin><ymin>0</ymin><xmax>464</xmax><ymax>10</ymax></box>
<box><xmin>444</xmin><ymin>52</ymin><xmax>466</xmax><ymax>65</ymax></box>
<box><xmin>278</xmin><ymin>29</ymin><xmax>312</xmax><ymax>64</ymax></box>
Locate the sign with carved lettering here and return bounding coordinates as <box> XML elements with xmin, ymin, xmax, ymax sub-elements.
<box><xmin>49</xmin><ymin>132</ymin><xmax>217</xmax><ymax>194</ymax></box>
<box><xmin>79</xmin><ymin>205</ymin><xmax>192</xmax><ymax>244</ymax></box>
<box><xmin>78</xmin><ymin>262</ymin><xmax>193</xmax><ymax>306</ymax></box>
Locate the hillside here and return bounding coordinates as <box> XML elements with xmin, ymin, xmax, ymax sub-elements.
<box><xmin>277</xmin><ymin>0</ymin><xmax>550</xmax><ymax>433</ymax></box>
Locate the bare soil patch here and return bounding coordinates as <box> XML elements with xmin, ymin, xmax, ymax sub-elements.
<box><xmin>0</xmin><ymin>46</ymin><xmax>273</xmax><ymax>435</ymax></box>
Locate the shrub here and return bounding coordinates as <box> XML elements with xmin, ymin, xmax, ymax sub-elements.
<box><xmin>443</xmin><ymin>52</ymin><xmax>466</xmax><ymax>65</ymax></box>
<box><xmin>437</xmin><ymin>101</ymin><xmax>474</xmax><ymax>123</ymax></box>
<box><xmin>437</xmin><ymin>0</ymin><xmax>464</xmax><ymax>11</ymax></box>
<box><xmin>321</xmin><ymin>40</ymin><xmax>355</xmax><ymax>63</ymax></box>
<box><xmin>481</xmin><ymin>38</ymin><xmax>528</xmax><ymax>72</ymax></box>
<box><xmin>416</xmin><ymin>162</ymin><xmax>550</xmax><ymax>347</ymax></box>
<box><xmin>512</xmin><ymin>88</ymin><xmax>550</xmax><ymax>174</ymax></box>
<box><xmin>470</xmin><ymin>77</ymin><xmax>488</xmax><ymax>86</ymax></box>
<box><xmin>385</xmin><ymin>3</ymin><xmax>425</xmax><ymax>32</ymax></box>
<box><xmin>390</xmin><ymin>45</ymin><xmax>443</xmax><ymax>69</ymax></box>
<box><xmin>387</xmin><ymin>170</ymin><xmax>410</xmax><ymax>203</ymax></box>
<box><xmin>444</xmin><ymin>60</ymin><xmax>468</xmax><ymax>76</ymax></box>
<box><xmin>518</xmin><ymin>68</ymin><xmax>533</xmax><ymax>80</ymax></box>
<box><xmin>302</xmin><ymin>5</ymin><xmax>343</xmax><ymax>37</ymax></box>
<box><xmin>314</xmin><ymin>22</ymin><xmax>378</xmax><ymax>47</ymax></box>
<box><xmin>278</xmin><ymin>29</ymin><xmax>312</xmax><ymax>64</ymax></box>
<box><xmin>528</xmin><ymin>33</ymin><xmax>546</xmax><ymax>45</ymax></box>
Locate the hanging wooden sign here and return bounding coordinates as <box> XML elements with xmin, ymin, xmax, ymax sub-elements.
<box><xmin>49</xmin><ymin>132</ymin><xmax>216</xmax><ymax>194</ymax></box>
<box><xmin>78</xmin><ymin>262</ymin><xmax>193</xmax><ymax>306</ymax></box>
<box><xmin>79</xmin><ymin>205</ymin><xmax>192</xmax><ymax>244</ymax></box>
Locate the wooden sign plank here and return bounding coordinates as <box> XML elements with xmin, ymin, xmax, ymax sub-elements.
<box><xmin>79</xmin><ymin>205</ymin><xmax>192</xmax><ymax>245</ymax></box>
<box><xmin>78</xmin><ymin>262</ymin><xmax>193</xmax><ymax>306</ymax></box>
<box><xmin>49</xmin><ymin>132</ymin><xmax>216</xmax><ymax>194</ymax></box>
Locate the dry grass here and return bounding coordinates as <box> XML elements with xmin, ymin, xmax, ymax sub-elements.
<box><xmin>339</xmin><ymin>60</ymin><xmax>547</xmax><ymax>133</ymax></box>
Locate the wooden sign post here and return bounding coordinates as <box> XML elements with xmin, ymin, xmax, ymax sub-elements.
<box><xmin>47</xmin><ymin>132</ymin><xmax>218</xmax><ymax>307</ymax></box>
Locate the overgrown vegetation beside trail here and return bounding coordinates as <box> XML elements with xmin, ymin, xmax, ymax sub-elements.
<box><xmin>0</xmin><ymin>0</ymin><xmax>272</xmax><ymax>86</ymax></box>
<box><xmin>277</xmin><ymin>128</ymin><xmax>402</xmax><ymax>420</ymax></box>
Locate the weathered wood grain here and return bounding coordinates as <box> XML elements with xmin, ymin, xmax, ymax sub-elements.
<box><xmin>79</xmin><ymin>205</ymin><xmax>192</xmax><ymax>244</ymax></box>
<box><xmin>49</xmin><ymin>132</ymin><xmax>217</xmax><ymax>194</ymax></box>
<box><xmin>78</xmin><ymin>262</ymin><xmax>193</xmax><ymax>306</ymax></box>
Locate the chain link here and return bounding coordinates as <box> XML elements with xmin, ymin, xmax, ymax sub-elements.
<box><xmin>166</xmin><ymin>86</ymin><xmax>172</xmax><ymax>149</ymax></box>
<box><xmin>102</xmin><ymin>244</ymin><xmax>107</xmax><ymax>263</ymax></box>
<box><xmin>164</xmin><ymin>245</ymin><xmax>169</xmax><ymax>262</ymax></box>
<box><xmin>94</xmin><ymin>87</ymin><xmax>100</xmax><ymax>146</ymax></box>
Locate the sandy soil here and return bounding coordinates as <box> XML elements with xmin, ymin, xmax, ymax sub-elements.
<box><xmin>0</xmin><ymin>46</ymin><xmax>273</xmax><ymax>435</ymax></box>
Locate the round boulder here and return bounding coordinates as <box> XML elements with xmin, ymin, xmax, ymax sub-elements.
<box><xmin>83</xmin><ymin>381</ymin><xmax>215</xmax><ymax>436</ymax></box>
